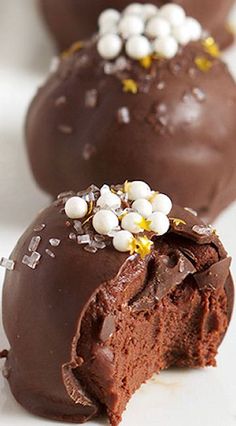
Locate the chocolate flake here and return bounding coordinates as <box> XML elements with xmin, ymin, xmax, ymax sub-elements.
<box><xmin>22</xmin><ymin>252</ymin><xmax>41</xmax><ymax>269</ymax></box>
<box><xmin>0</xmin><ymin>257</ymin><xmax>15</xmax><ymax>271</ymax></box>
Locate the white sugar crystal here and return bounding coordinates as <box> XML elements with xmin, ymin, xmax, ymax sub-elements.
<box><xmin>69</xmin><ymin>233</ymin><xmax>77</xmax><ymax>241</ymax></box>
<box><xmin>77</xmin><ymin>235</ymin><xmax>91</xmax><ymax>245</ymax></box>
<box><xmin>192</xmin><ymin>225</ymin><xmax>213</xmax><ymax>236</ymax></box>
<box><xmin>28</xmin><ymin>236</ymin><xmax>41</xmax><ymax>252</ymax></box>
<box><xmin>22</xmin><ymin>252</ymin><xmax>41</xmax><ymax>269</ymax></box>
<box><xmin>84</xmin><ymin>245</ymin><xmax>98</xmax><ymax>253</ymax></box>
<box><xmin>45</xmin><ymin>249</ymin><xmax>55</xmax><ymax>258</ymax></box>
<box><xmin>184</xmin><ymin>207</ymin><xmax>198</xmax><ymax>216</ymax></box>
<box><xmin>92</xmin><ymin>240</ymin><xmax>106</xmax><ymax>249</ymax></box>
<box><xmin>49</xmin><ymin>56</ymin><xmax>60</xmax><ymax>73</ymax></box>
<box><xmin>57</xmin><ymin>191</ymin><xmax>74</xmax><ymax>200</ymax></box>
<box><xmin>0</xmin><ymin>257</ymin><xmax>15</xmax><ymax>271</ymax></box>
<box><xmin>33</xmin><ymin>224</ymin><xmax>46</xmax><ymax>232</ymax></box>
<box><xmin>49</xmin><ymin>238</ymin><xmax>61</xmax><ymax>247</ymax></box>
<box><xmin>85</xmin><ymin>89</ymin><xmax>98</xmax><ymax>108</ymax></box>
<box><xmin>94</xmin><ymin>234</ymin><xmax>107</xmax><ymax>242</ymax></box>
<box><xmin>73</xmin><ymin>220</ymin><xmax>84</xmax><ymax>234</ymax></box>
<box><xmin>117</xmin><ymin>107</ymin><xmax>130</xmax><ymax>124</ymax></box>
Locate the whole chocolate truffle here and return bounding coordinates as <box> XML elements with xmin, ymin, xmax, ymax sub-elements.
<box><xmin>1</xmin><ymin>183</ymin><xmax>234</xmax><ymax>425</ymax></box>
<box><xmin>39</xmin><ymin>0</ymin><xmax>234</xmax><ymax>50</ymax></box>
<box><xmin>26</xmin><ymin>30</ymin><xmax>236</xmax><ymax>222</ymax></box>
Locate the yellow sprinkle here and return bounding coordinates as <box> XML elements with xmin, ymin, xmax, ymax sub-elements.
<box><xmin>202</xmin><ymin>37</ymin><xmax>220</xmax><ymax>58</ymax></box>
<box><xmin>139</xmin><ymin>55</ymin><xmax>152</xmax><ymax>69</ymax></box>
<box><xmin>137</xmin><ymin>217</ymin><xmax>151</xmax><ymax>231</ymax></box>
<box><xmin>129</xmin><ymin>236</ymin><xmax>153</xmax><ymax>259</ymax></box>
<box><xmin>122</xmin><ymin>79</ymin><xmax>138</xmax><ymax>94</ymax></box>
<box><xmin>170</xmin><ymin>218</ymin><xmax>186</xmax><ymax>227</ymax></box>
<box><xmin>128</xmin><ymin>237</ymin><xmax>138</xmax><ymax>255</ymax></box>
<box><xmin>123</xmin><ymin>180</ymin><xmax>131</xmax><ymax>193</ymax></box>
<box><xmin>62</xmin><ymin>41</ymin><xmax>84</xmax><ymax>58</ymax></box>
<box><xmin>82</xmin><ymin>214</ymin><xmax>93</xmax><ymax>225</ymax></box>
<box><xmin>88</xmin><ymin>200</ymin><xmax>94</xmax><ymax>215</ymax></box>
<box><xmin>148</xmin><ymin>191</ymin><xmax>159</xmax><ymax>203</ymax></box>
<box><xmin>195</xmin><ymin>56</ymin><xmax>213</xmax><ymax>72</ymax></box>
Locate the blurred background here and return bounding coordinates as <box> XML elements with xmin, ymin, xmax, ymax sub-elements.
<box><xmin>0</xmin><ymin>1</ymin><xmax>236</xmax><ymax>425</ymax></box>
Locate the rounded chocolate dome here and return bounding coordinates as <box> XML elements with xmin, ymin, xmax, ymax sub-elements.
<box><xmin>1</xmin><ymin>183</ymin><xmax>234</xmax><ymax>424</ymax></box>
<box><xmin>26</xmin><ymin>37</ymin><xmax>236</xmax><ymax>222</ymax></box>
<box><xmin>39</xmin><ymin>0</ymin><xmax>234</xmax><ymax>50</ymax></box>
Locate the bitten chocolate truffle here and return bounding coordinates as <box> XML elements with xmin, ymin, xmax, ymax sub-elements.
<box><xmin>39</xmin><ymin>0</ymin><xmax>234</xmax><ymax>50</ymax></box>
<box><xmin>26</xmin><ymin>7</ymin><xmax>236</xmax><ymax>222</ymax></box>
<box><xmin>1</xmin><ymin>182</ymin><xmax>234</xmax><ymax>425</ymax></box>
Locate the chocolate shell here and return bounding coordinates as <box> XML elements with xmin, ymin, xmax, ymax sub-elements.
<box><xmin>26</xmin><ymin>40</ymin><xmax>236</xmax><ymax>222</ymax></box>
<box><xmin>39</xmin><ymin>0</ymin><xmax>234</xmax><ymax>50</ymax></box>
<box><xmin>1</xmin><ymin>190</ymin><xmax>234</xmax><ymax>425</ymax></box>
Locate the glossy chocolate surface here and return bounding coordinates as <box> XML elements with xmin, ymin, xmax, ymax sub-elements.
<box><xmin>2</xmin><ymin>199</ymin><xmax>234</xmax><ymax>423</ymax></box>
<box><xmin>26</xmin><ymin>41</ymin><xmax>236</xmax><ymax>222</ymax></box>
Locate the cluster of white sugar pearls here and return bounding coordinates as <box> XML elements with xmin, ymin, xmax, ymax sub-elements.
<box><xmin>97</xmin><ymin>2</ymin><xmax>203</xmax><ymax>60</ymax></box>
<box><xmin>65</xmin><ymin>181</ymin><xmax>172</xmax><ymax>253</ymax></box>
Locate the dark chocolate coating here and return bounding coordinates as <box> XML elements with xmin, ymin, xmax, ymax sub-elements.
<box><xmin>26</xmin><ymin>41</ymin><xmax>236</xmax><ymax>222</ymax></box>
<box><xmin>1</xmin><ymin>199</ymin><xmax>234</xmax><ymax>423</ymax></box>
<box><xmin>39</xmin><ymin>0</ymin><xmax>234</xmax><ymax>50</ymax></box>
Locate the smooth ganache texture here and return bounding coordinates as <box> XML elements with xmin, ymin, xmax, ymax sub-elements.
<box><xmin>26</xmin><ymin>40</ymin><xmax>236</xmax><ymax>222</ymax></box>
<box><xmin>2</xmin><ymin>195</ymin><xmax>234</xmax><ymax>425</ymax></box>
<box><xmin>39</xmin><ymin>0</ymin><xmax>235</xmax><ymax>50</ymax></box>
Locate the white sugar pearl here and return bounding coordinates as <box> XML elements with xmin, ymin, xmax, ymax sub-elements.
<box><xmin>151</xmin><ymin>193</ymin><xmax>172</xmax><ymax>215</ymax></box>
<box><xmin>172</xmin><ymin>24</ymin><xmax>191</xmax><ymax>46</ymax></box>
<box><xmin>118</xmin><ymin>15</ymin><xmax>144</xmax><ymax>38</ymax></box>
<box><xmin>113</xmin><ymin>230</ymin><xmax>133</xmax><ymax>252</ymax></box>
<box><xmin>185</xmin><ymin>17</ymin><xmax>202</xmax><ymax>41</ymax></box>
<box><xmin>99</xmin><ymin>22</ymin><xmax>118</xmax><ymax>36</ymax></box>
<box><xmin>97</xmin><ymin>34</ymin><xmax>122</xmax><ymax>59</ymax></box>
<box><xmin>160</xmin><ymin>4</ymin><xmax>186</xmax><ymax>27</ymax></box>
<box><xmin>145</xmin><ymin>16</ymin><xmax>171</xmax><ymax>39</ymax></box>
<box><xmin>143</xmin><ymin>4</ymin><xmax>159</xmax><ymax>21</ymax></box>
<box><xmin>100</xmin><ymin>184</ymin><xmax>110</xmax><ymax>194</ymax></box>
<box><xmin>121</xmin><ymin>212</ymin><xmax>144</xmax><ymax>234</ymax></box>
<box><xmin>125</xmin><ymin>35</ymin><xmax>151</xmax><ymax>59</ymax></box>
<box><xmin>153</xmin><ymin>35</ymin><xmax>178</xmax><ymax>58</ymax></box>
<box><xmin>93</xmin><ymin>210</ymin><xmax>119</xmax><ymax>235</ymax></box>
<box><xmin>132</xmin><ymin>199</ymin><xmax>153</xmax><ymax>218</ymax></box>
<box><xmin>123</xmin><ymin>3</ymin><xmax>144</xmax><ymax>17</ymax></box>
<box><xmin>65</xmin><ymin>196</ymin><xmax>88</xmax><ymax>219</ymax></box>
<box><xmin>97</xmin><ymin>192</ymin><xmax>121</xmax><ymax>209</ymax></box>
<box><xmin>148</xmin><ymin>212</ymin><xmax>170</xmax><ymax>235</ymax></box>
<box><xmin>98</xmin><ymin>9</ymin><xmax>120</xmax><ymax>27</ymax></box>
<box><xmin>127</xmin><ymin>181</ymin><xmax>151</xmax><ymax>201</ymax></box>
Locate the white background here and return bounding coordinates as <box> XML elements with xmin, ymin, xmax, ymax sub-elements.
<box><xmin>0</xmin><ymin>1</ymin><xmax>236</xmax><ymax>425</ymax></box>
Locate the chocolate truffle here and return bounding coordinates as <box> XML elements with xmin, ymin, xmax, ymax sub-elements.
<box><xmin>26</xmin><ymin>10</ymin><xmax>236</xmax><ymax>222</ymax></box>
<box><xmin>39</xmin><ymin>0</ymin><xmax>234</xmax><ymax>50</ymax></box>
<box><xmin>1</xmin><ymin>182</ymin><xmax>234</xmax><ymax>425</ymax></box>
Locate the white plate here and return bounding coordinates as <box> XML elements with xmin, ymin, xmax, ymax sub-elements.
<box><xmin>0</xmin><ymin>1</ymin><xmax>236</xmax><ymax>425</ymax></box>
